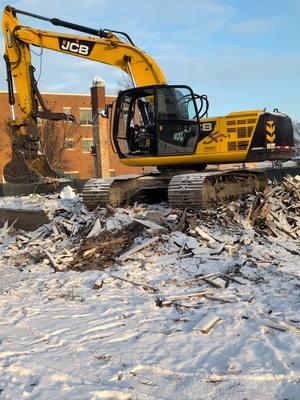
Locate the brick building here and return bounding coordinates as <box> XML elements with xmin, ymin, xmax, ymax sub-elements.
<box><xmin>0</xmin><ymin>78</ymin><xmax>143</xmax><ymax>183</ymax></box>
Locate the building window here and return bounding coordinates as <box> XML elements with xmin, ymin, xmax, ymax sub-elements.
<box><xmin>63</xmin><ymin>107</ymin><xmax>72</xmax><ymax>115</ymax></box>
<box><xmin>109</xmin><ymin>169</ymin><xmax>115</xmax><ymax>177</ymax></box>
<box><xmin>63</xmin><ymin>107</ymin><xmax>73</xmax><ymax>122</ymax></box>
<box><xmin>65</xmin><ymin>138</ymin><xmax>74</xmax><ymax>149</ymax></box>
<box><xmin>64</xmin><ymin>171</ymin><xmax>80</xmax><ymax>179</ymax></box>
<box><xmin>79</xmin><ymin>108</ymin><xmax>92</xmax><ymax>125</ymax></box>
<box><xmin>82</xmin><ymin>138</ymin><xmax>94</xmax><ymax>153</ymax></box>
<box><xmin>37</xmin><ymin>106</ymin><xmax>43</xmax><ymax>126</ymax></box>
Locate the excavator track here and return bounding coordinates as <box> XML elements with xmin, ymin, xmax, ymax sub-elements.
<box><xmin>82</xmin><ymin>178</ymin><xmax>114</xmax><ymax>210</ymax></box>
<box><xmin>82</xmin><ymin>174</ymin><xmax>171</xmax><ymax>210</ymax></box>
<box><xmin>168</xmin><ymin>170</ymin><xmax>268</xmax><ymax>209</ymax></box>
<box><xmin>82</xmin><ymin>170</ymin><xmax>268</xmax><ymax>211</ymax></box>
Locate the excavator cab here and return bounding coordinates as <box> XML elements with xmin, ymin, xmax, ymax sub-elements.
<box><xmin>113</xmin><ymin>84</ymin><xmax>201</xmax><ymax>159</ymax></box>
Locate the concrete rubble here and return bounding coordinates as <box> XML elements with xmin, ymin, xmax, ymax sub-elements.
<box><xmin>0</xmin><ymin>177</ymin><xmax>299</xmax><ymax>398</ymax></box>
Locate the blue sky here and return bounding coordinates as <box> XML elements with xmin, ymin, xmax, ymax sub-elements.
<box><xmin>1</xmin><ymin>0</ymin><xmax>300</xmax><ymax>120</ymax></box>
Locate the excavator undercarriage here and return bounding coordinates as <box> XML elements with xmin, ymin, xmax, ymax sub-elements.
<box><xmin>82</xmin><ymin>169</ymin><xmax>268</xmax><ymax>210</ymax></box>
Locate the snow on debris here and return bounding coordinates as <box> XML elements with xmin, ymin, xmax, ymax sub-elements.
<box><xmin>0</xmin><ymin>177</ymin><xmax>300</xmax><ymax>399</ymax></box>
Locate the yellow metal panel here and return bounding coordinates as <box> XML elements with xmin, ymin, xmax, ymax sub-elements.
<box><xmin>120</xmin><ymin>151</ymin><xmax>248</xmax><ymax>166</ymax></box>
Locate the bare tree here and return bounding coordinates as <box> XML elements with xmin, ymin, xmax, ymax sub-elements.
<box><xmin>39</xmin><ymin>119</ymin><xmax>81</xmax><ymax>169</ymax></box>
<box><xmin>293</xmin><ymin>120</ymin><xmax>300</xmax><ymax>161</ymax></box>
<box><xmin>117</xmin><ymin>73</ymin><xmax>133</xmax><ymax>90</ymax></box>
<box><xmin>293</xmin><ymin>120</ymin><xmax>300</xmax><ymax>145</ymax></box>
<box><xmin>4</xmin><ymin>119</ymin><xmax>81</xmax><ymax>170</ymax></box>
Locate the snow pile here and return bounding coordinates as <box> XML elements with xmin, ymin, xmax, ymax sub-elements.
<box><xmin>0</xmin><ymin>182</ymin><xmax>299</xmax><ymax>399</ymax></box>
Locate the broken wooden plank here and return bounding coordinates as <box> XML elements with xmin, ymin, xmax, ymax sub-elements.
<box><xmin>261</xmin><ymin>317</ymin><xmax>300</xmax><ymax>334</ymax></box>
<box><xmin>109</xmin><ymin>274</ymin><xmax>158</xmax><ymax>293</ymax></box>
<box><xmin>195</xmin><ymin>226</ymin><xmax>216</xmax><ymax>243</ymax></box>
<box><xmin>87</xmin><ymin>218</ymin><xmax>102</xmax><ymax>238</ymax></box>
<box><xmin>44</xmin><ymin>250</ymin><xmax>59</xmax><ymax>272</ymax></box>
<box><xmin>193</xmin><ymin>314</ymin><xmax>221</xmax><ymax>334</ymax></box>
<box><xmin>160</xmin><ymin>289</ymin><xmax>214</xmax><ymax>302</ymax></box>
<box><xmin>118</xmin><ymin>236</ymin><xmax>160</xmax><ymax>261</ymax></box>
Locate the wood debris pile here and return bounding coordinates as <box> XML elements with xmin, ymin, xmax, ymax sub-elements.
<box><xmin>71</xmin><ymin>221</ymin><xmax>144</xmax><ymax>270</ymax></box>
<box><xmin>1</xmin><ymin>176</ymin><xmax>300</xmax><ymax>273</ymax></box>
<box><xmin>197</xmin><ymin>175</ymin><xmax>300</xmax><ymax>239</ymax></box>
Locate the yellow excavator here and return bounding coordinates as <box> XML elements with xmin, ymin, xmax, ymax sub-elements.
<box><xmin>2</xmin><ymin>6</ymin><xmax>295</xmax><ymax>209</ymax></box>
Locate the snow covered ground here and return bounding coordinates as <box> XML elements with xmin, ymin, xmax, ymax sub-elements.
<box><xmin>0</xmin><ymin>192</ymin><xmax>299</xmax><ymax>399</ymax></box>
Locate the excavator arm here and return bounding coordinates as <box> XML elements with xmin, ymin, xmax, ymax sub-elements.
<box><xmin>2</xmin><ymin>5</ymin><xmax>168</xmax><ymax>182</ymax></box>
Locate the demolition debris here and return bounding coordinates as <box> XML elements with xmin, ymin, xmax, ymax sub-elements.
<box><xmin>0</xmin><ymin>177</ymin><xmax>299</xmax><ymax>398</ymax></box>
<box><xmin>0</xmin><ymin>175</ymin><xmax>300</xmax><ymax>272</ymax></box>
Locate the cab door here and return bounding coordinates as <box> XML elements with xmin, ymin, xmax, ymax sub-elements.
<box><xmin>155</xmin><ymin>86</ymin><xmax>200</xmax><ymax>156</ymax></box>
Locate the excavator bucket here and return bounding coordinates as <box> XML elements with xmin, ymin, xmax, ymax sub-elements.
<box><xmin>3</xmin><ymin>144</ymin><xmax>59</xmax><ymax>184</ymax></box>
<box><xmin>3</xmin><ymin>119</ymin><xmax>60</xmax><ymax>184</ymax></box>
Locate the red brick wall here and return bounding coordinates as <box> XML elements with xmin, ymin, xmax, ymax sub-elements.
<box><xmin>43</xmin><ymin>92</ymin><xmax>95</xmax><ymax>179</ymax></box>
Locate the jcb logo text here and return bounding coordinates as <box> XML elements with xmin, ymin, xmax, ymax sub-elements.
<box><xmin>58</xmin><ymin>38</ymin><xmax>95</xmax><ymax>56</ymax></box>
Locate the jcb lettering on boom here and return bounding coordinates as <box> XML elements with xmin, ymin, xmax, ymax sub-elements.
<box><xmin>58</xmin><ymin>38</ymin><xmax>94</xmax><ymax>56</ymax></box>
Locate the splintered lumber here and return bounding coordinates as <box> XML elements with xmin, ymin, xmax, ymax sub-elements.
<box><xmin>202</xmin><ymin>277</ymin><xmax>224</xmax><ymax>289</ymax></box>
<box><xmin>86</xmin><ymin>218</ymin><xmax>102</xmax><ymax>238</ymax></box>
<box><xmin>133</xmin><ymin>217</ymin><xmax>167</xmax><ymax>233</ymax></box>
<box><xmin>195</xmin><ymin>226</ymin><xmax>216</xmax><ymax>243</ymax></box>
<box><xmin>160</xmin><ymin>289</ymin><xmax>213</xmax><ymax>302</ymax></box>
<box><xmin>193</xmin><ymin>314</ymin><xmax>221</xmax><ymax>333</ymax></box>
<box><xmin>44</xmin><ymin>250</ymin><xmax>59</xmax><ymax>272</ymax></box>
<box><xmin>188</xmin><ymin>272</ymin><xmax>223</xmax><ymax>282</ymax></box>
<box><xmin>109</xmin><ymin>274</ymin><xmax>158</xmax><ymax>293</ymax></box>
<box><xmin>204</xmin><ymin>294</ymin><xmax>235</xmax><ymax>303</ymax></box>
<box><xmin>118</xmin><ymin>236</ymin><xmax>160</xmax><ymax>261</ymax></box>
<box><xmin>260</xmin><ymin>317</ymin><xmax>300</xmax><ymax>334</ymax></box>
<box><xmin>72</xmin><ymin>221</ymin><xmax>144</xmax><ymax>270</ymax></box>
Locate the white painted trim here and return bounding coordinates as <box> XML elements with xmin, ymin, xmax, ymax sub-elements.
<box><xmin>0</xmin><ymin>90</ymin><xmax>116</xmax><ymax>98</ymax></box>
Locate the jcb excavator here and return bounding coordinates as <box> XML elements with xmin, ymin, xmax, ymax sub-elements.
<box><xmin>2</xmin><ymin>6</ymin><xmax>294</xmax><ymax>209</ymax></box>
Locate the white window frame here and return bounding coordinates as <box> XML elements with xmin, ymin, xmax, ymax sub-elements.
<box><xmin>63</xmin><ymin>171</ymin><xmax>80</xmax><ymax>179</ymax></box>
<box><xmin>82</xmin><ymin>138</ymin><xmax>94</xmax><ymax>153</ymax></box>
<box><xmin>65</xmin><ymin>138</ymin><xmax>75</xmax><ymax>150</ymax></box>
<box><xmin>79</xmin><ymin>107</ymin><xmax>93</xmax><ymax>126</ymax></box>
<box><xmin>63</xmin><ymin>107</ymin><xmax>73</xmax><ymax>123</ymax></box>
<box><xmin>37</xmin><ymin>106</ymin><xmax>43</xmax><ymax>126</ymax></box>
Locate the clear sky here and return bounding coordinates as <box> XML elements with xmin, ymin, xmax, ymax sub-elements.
<box><xmin>1</xmin><ymin>0</ymin><xmax>300</xmax><ymax>121</ymax></box>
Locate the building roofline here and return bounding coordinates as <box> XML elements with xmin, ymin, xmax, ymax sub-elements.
<box><xmin>0</xmin><ymin>90</ymin><xmax>116</xmax><ymax>97</ymax></box>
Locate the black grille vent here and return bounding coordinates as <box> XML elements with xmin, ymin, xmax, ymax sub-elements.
<box><xmin>228</xmin><ymin>142</ymin><xmax>237</xmax><ymax>151</ymax></box>
<box><xmin>226</xmin><ymin>120</ymin><xmax>236</xmax><ymax>125</ymax></box>
<box><xmin>225</xmin><ymin>113</ymin><xmax>258</xmax><ymax>119</ymax></box>
<box><xmin>237</xmin><ymin>119</ymin><xmax>246</xmax><ymax>125</ymax></box>
<box><xmin>247</xmin><ymin>126</ymin><xmax>253</xmax><ymax>137</ymax></box>
<box><xmin>237</xmin><ymin>141</ymin><xmax>249</xmax><ymax>150</ymax></box>
<box><xmin>227</xmin><ymin>127</ymin><xmax>236</xmax><ymax>133</ymax></box>
<box><xmin>237</xmin><ymin>127</ymin><xmax>247</xmax><ymax>138</ymax></box>
<box><xmin>248</xmin><ymin>118</ymin><xmax>256</xmax><ymax>124</ymax></box>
